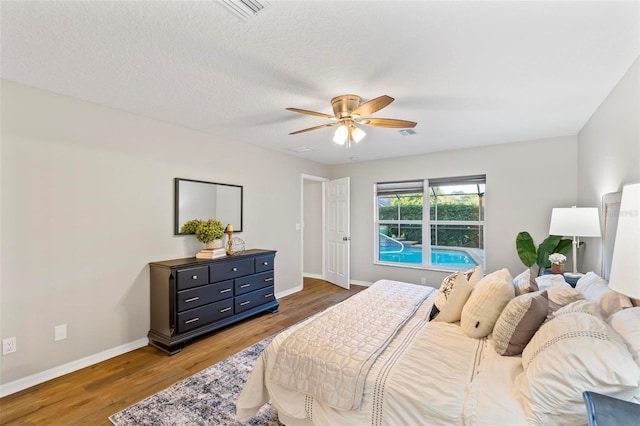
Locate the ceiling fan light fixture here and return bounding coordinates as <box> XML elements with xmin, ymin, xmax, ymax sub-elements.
<box><xmin>219</xmin><ymin>0</ymin><xmax>270</xmax><ymax>21</ymax></box>
<box><xmin>351</xmin><ymin>126</ymin><xmax>366</xmax><ymax>143</ymax></box>
<box><xmin>333</xmin><ymin>125</ymin><xmax>348</xmax><ymax>145</ymax></box>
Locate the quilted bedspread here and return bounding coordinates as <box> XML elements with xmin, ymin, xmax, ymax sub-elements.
<box><xmin>269</xmin><ymin>280</ymin><xmax>433</xmax><ymax>411</ymax></box>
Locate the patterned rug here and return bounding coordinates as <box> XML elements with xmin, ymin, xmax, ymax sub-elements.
<box><xmin>109</xmin><ymin>336</ymin><xmax>282</xmax><ymax>425</ymax></box>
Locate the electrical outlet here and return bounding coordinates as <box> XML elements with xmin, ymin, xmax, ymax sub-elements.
<box><xmin>421</xmin><ymin>277</ymin><xmax>427</xmax><ymax>285</ymax></box>
<box><xmin>2</xmin><ymin>337</ymin><xmax>17</xmax><ymax>355</ymax></box>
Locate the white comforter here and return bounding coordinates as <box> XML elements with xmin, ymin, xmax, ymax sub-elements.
<box><xmin>236</xmin><ymin>280</ymin><xmax>528</xmax><ymax>425</ymax></box>
<box><xmin>270</xmin><ymin>280</ymin><xmax>433</xmax><ymax>411</ymax></box>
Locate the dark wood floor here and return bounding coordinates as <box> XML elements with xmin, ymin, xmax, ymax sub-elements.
<box><xmin>0</xmin><ymin>278</ymin><xmax>365</xmax><ymax>425</ymax></box>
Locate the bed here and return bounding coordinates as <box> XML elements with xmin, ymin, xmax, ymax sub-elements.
<box><xmin>236</xmin><ymin>192</ymin><xmax>640</xmax><ymax>425</ymax></box>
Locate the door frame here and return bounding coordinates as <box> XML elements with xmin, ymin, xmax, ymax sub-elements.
<box><xmin>300</xmin><ymin>174</ymin><xmax>329</xmax><ymax>288</ymax></box>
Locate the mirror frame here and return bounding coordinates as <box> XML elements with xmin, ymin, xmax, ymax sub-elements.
<box><xmin>174</xmin><ymin>178</ymin><xmax>243</xmax><ymax>235</ymax></box>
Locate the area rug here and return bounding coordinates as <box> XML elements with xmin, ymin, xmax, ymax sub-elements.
<box><xmin>109</xmin><ymin>336</ymin><xmax>282</xmax><ymax>426</ymax></box>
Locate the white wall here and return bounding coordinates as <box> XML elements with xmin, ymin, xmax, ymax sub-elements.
<box><xmin>303</xmin><ymin>179</ymin><xmax>323</xmax><ymax>276</ymax></box>
<box><xmin>577</xmin><ymin>58</ymin><xmax>640</xmax><ymax>273</ymax></box>
<box><xmin>329</xmin><ymin>136</ymin><xmax>578</xmax><ymax>286</ymax></box>
<box><xmin>0</xmin><ymin>81</ymin><xmax>328</xmax><ymax>386</ymax></box>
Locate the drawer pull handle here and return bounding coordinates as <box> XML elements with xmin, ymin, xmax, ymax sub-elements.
<box><xmin>192</xmin><ymin>275</ymin><xmax>198</xmax><ymax>280</ymax></box>
<box><xmin>220</xmin><ymin>307</ymin><xmax>231</xmax><ymax>313</ymax></box>
<box><xmin>263</xmin><ymin>261</ymin><xmax>268</xmax><ymax>266</ymax></box>
<box><xmin>219</xmin><ymin>288</ymin><xmax>231</xmax><ymax>293</ymax></box>
<box><xmin>264</xmin><ymin>277</ymin><xmax>274</xmax><ymax>282</ymax></box>
<box><xmin>185</xmin><ymin>317</ymin><xmax>200</xmax><ymax>324</ymax></box>
<box><xmin>264</xmin><ymin>293</ymin><xmax>273</xmax><ymax>298</ymax></box>
<box><xmin>240</xmin><ymin>284</ymin><xmax>251</xmax><ymax>288</ymax></box>
<box><xmin>185</xmin><ymin>297</ymin><xmax>200</xmax><ymax>303</ymax></box>
<box><xmin>232</xmin><ymin>267</ymin><xmax>238</xmax><ymax>272</ymax></box>
<box><xmin>240</xmin><ymin>301</ymin><xmax>250</xmax><ymax>306</ymax></box>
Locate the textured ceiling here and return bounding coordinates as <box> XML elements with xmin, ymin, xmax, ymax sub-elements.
<box><xmin>1</xmin><ymin>1</ymin><xmax>638</xmax><ymax>164</ymax></box>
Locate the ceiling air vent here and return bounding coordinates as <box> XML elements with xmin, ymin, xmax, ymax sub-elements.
<box><xmin>287</xmin><ymin>146</ymin><xmax>315</xmax><ymax>153</ymax></box>
<box><xmin>399</xmin><ymin>129</ymin><xmax>417</xmax><ymax>136</ymax></box>
<box><xmin>219</xmin><ymin>0</ymin><xmax>270</xmax><ymax>21</ymax></box>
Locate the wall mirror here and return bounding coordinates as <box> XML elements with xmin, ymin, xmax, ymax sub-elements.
<box><xmin>175</xmin><ymin>178</ymin><xmax>243</xmax><ymax>235</ymax></box>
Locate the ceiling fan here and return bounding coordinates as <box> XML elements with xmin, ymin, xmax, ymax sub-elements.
<box><xmin>286</xmin><ymin>94</ymin><xmax>417</xmax><ymax>148</ymax></box>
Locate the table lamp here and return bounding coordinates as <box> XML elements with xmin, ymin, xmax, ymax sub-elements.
<box><xmin>549</xmin><ymin>206</ymin><xmax>601</xmax><ymax>279</ymax></box>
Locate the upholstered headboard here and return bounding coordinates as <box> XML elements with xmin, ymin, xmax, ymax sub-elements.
<box><xmin>601</xmin><ymin>190</ymin><xmax>623</xmax><ymax>280</ymax></box>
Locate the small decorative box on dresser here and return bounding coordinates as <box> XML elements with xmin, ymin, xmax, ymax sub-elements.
<box><xmin>148</xmin><ymin>249</ymin><xmax>278</xmax><ymax>355</ymax></box>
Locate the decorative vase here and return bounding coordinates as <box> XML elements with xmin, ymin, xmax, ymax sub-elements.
<box><xmin>205</xmin><ymin>239</ymin><xmax>223</xmax><ymax>250</ymax></box>
<box><xmin>551</xmin><ymin>262</ymin><xmax>564</xmax><ymax>274</ymax></box>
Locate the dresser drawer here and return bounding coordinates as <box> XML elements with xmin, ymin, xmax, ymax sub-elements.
<box><xmin>210</xmin><ymin>258</ymin><xmax>254</xmax><ymax>282</ymax></box>
<box><xmin>235</xmin><ymin>286</ymin><xmax>276</xmax><ymax>314</ymax></box>
<box><xmin>255</xmin><ymin>254</ymin><xmax>275</xmax><ymax>273</ymax></box>
<box><xmin>234</xmin><ymin>271</ymin><xmax>274</xmax><ymax>295</ymax></box>
<box><xmin>176</xmin><ymin>299</ymin><xmax>234</xmax><ymax>333</ymax></box>
<box><xmin>176</xmin><ymin>280</ymin><xmax>233</xmax><ymax>312</ymax></box>
<box><xmin>176</xmin><ymin>265</ymin><xmax>209</xmax><ymax>290</ymax></box>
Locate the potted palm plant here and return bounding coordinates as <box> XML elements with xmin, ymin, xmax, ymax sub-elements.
<box><xmin>181</xmin><ymin>219</ymin><xmax>225</xmax><ymax>249</ymax></box>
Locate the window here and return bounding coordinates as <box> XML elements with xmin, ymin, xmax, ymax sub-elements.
<box><xmin>375</xmin><ymin>175</ymin><xmax>485</xmax><ymax>270</ymax></box>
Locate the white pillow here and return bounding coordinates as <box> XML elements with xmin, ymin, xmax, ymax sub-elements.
<box><xmin>434</xmin><ymin>273</ymin><xmax>472</xmax><ymax>323</ymax></box>
<box><xmin>553</xmin><ymin>299</ymin><xmax>603</xmax><ymax>319</ymax></box>
<box><xmin>535</xmin><ymin>274</ymin><xmax>570</xmax><ymax>291</ymax></box>
<box><xmin>576</xmin><ymin>272</ymin><xmax>633</xmax><ymax>318</ymax></box>
<box><xmin>516</xmin><ymin>310</ymin><xmax>640</xmax><ymax>425</ymax></box>
<box><xmin>513</xmin><ymin>269</ymin><xmax>538</xmax><ymax>296</ymax></box>
<box><xmin>460</xmin><ymin>269</ymin><xmax>515</xmax><ymax>338</ymax></box>
<box><xmin>608</xmin><ymin>307</ymin><xmax>640</xmax><ymax>368</ymax></box>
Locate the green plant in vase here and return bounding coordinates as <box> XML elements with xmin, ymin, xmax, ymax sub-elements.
<box><xmin>516</xmin><ymin>231</ymin><xmax>572</xmax><ymax>276</ymax></box>
<box><xmin>181</xmin><ymin>219</ymin><xmax>225</xmax><ymax>249</ymax></box>
<box><xmin>180</xmin><ymin>219</ymin><xmax>201</xmax><ymax>234</ymax></box>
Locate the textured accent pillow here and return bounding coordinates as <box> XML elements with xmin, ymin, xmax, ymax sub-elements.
<box><xmin>430</xmin><ymin>272</ymin><xmax>457</xmax><ymax>320</ymax></box>
<box><xmin>460</xmin><ymin>268</ymin><xmax>515</xmax><ymax>338</ymax></box>
<box><xmin>576</xmin><ymin>272</ymin><xmax>633</xmax><ymax>318</ymax></box>
<box><xmin>465</xmin><ymin>265</ymin><xmax>484</xmax><ymax>286</ymax></box>
<box><xmin>608</xmin><ymin>307</ymin><xmax>640</xmax><ymax>368</ymax></box>
<box><xmin>515</xmin><ymin>310</ymin><xmax>640</xmax><ymax>425</ymax></box>
<box><xmin>546</xmin><ymin>287</ymin><xmax>584</xmax><ymax>321</ymax></box>
<box><xmin>433</xmin><ymin>272</ymin><xmax>473</xmax><ymax>323</ymax></box>
<box><xmin>491</xmin><ymin>291</ymin><xmax>548</xmax><ymax>356</ymax></box>
<box><xmin>513</xmin><ymin>269</ymin><xmax>539</xmax><ymax>296</ymax></box>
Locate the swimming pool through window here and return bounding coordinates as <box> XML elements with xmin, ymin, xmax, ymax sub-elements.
<box><xmin>375</xmin><ymin>175</ymin><xmax>485</xmax><ymax>270</ymax></box>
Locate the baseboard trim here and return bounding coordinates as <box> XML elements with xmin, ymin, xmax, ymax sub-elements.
<box><xmin>276</xmin><ymin>285</ymin><xmax>303</xmax><ymax>299</ymax></box>
<box><xmin>351</xmin><ymin>279</ymin><xmax>373</xmax><ymax>287</ymax></box>
<box><xmin>0</xmin><ymin>337</ymin><xmax>149</xmax><ymax>397</ymax></box>
<box><xmin>302</xmin><ymin>272</ymin><xmax>323</xmax><ymax>279</ymax></box>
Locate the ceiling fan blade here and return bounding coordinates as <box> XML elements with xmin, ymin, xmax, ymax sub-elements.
<box><xmin>289</xmin><ymin>122</ymin><xmax>339</xmax><ymax>135</ymax></box>
<box><xmin>286</xmin><ymin>107</ymin><xmax>336</xmax><ymax>120</ymax></box>
<box><xmin>360</xmin><ymin>118</ymin><xmax>417</xmax><ymax>128</ymax></box>
<box><xmin>352</xmin><ymin>95</ymin><xmax>394</xmax><ymax>117</ymax></box>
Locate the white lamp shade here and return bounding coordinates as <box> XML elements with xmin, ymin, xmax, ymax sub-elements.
<box><xmin>351</xmin><ymin>126</ymin><xmax>366</xmax><ymax>143</ymax></box>
<box><xmin>549</xmin><ymin>207</ymin><xmax>601</xmax><ymax>237</ymax></box>
<box><xmin>608</xmin><ymin>183</ymin><xmax>640</xmax><ymax>298</ymax></box>
<box><xmin>333</xmin><ymin>125</ymin><xmax>348</xmax><ymax>145</ymax></box>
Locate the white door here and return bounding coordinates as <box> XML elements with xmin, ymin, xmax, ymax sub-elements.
<box><xmin>324</xmin><ymin>177</ymin><xmax>350</xmax><ymax>289</ymax></box>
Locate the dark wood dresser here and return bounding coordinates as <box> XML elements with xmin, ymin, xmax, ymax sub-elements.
<box><xmin>148</xmin><ymin>249</ymin><xmax>278</xmax><ymax>354</ymax></box>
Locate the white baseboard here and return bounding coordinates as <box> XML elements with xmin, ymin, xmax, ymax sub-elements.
<box><xmin>276</xmin><ymin>285</ymin><xmax>303</xmax><ymax>299</ymax></box>
<box><xmin>302</xmin><ymin>272</ymin><xmax>323</xmax><ymax>279</ymax></box>
<box><xmin>0</xmin><ymin>337</ymin><xmax>149</xmax><ymax>397</ymax></box>
<box><xmin>302</xmin><ymin>273</ymin><xmax>372</xmax><ymax>288</ymax></box>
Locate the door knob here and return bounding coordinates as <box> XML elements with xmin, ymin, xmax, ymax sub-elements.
<box><xmin>343</xmin><ymin>236</ymin><xmax>351</xmax><ymax>241</ymax></box>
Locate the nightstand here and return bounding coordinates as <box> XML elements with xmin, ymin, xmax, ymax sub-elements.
<box><xmin>541</xmin><ymin>269</ymin><xmax>579</xmax><ymax>287</ymax></box>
